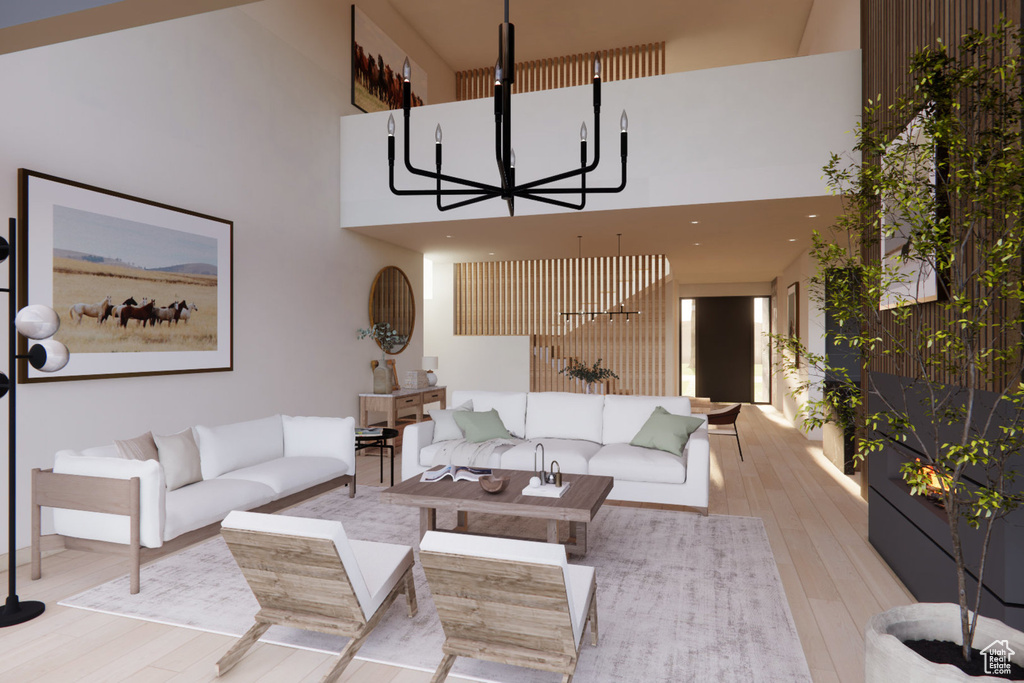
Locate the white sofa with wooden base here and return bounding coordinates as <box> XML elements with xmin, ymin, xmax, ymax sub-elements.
<box><xmin>32</xmin><ymin>414</ymin><xmax>356</xmax><ymax>593</ymax></box>
<box><xmin>402</xmin><ymin>391</ymin><xmax>710</xmax><ymax>513</ymax></box>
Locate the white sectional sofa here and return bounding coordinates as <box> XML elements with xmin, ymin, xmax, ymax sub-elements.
<box><xmin>32</xmin><ymin>414</ymin><xmax>356</xmax><ymax>593</ymax></box>
<box><xmin>402</xmin><ymin>391</ymin><xmax>710</xmax><ymax>512</ymax></box>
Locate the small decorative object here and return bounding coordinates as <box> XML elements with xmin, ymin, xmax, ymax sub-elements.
<box><xmin>522</xmin><ymin>480</ymin><xmax>572</xmax><ymax>498</ymax></box>
<box><xmin>358</xmin><ymin>322</ymin><xmax>406</xmax><ymax>394</ymax></box>
<box><xmin>559</xmin><ymin>357</ymin><xmax>619</xmax><ymax>394</ymax></box>
<box><xmin>534</xmin><ymin>442</ymin><xmax>546</xmax><ymax>483</ymax></box>
<box><xmin>549</xmin><ymin>461</ymin><xmax>562</xmax><ymax>487</ymax></box>
<box><xmin>478</xmin><ymin>475</ymin><xmax>509</xmax><ymax>494</ymax></box>
<box><xmin>423</xmin><ymin>356</ymin><xmax>438</xmax><ymax>386</ymax></box>
<box><xmin>528</xmin><ymin>476</ymin><xmax>542</xmax><ymax>488</ymax></box>
<box><xmin>402</xmin><ymin>370</ymin><xmax>429</xmax><ymax>389</ymax></box>
<box><xmin>369</xmin><ymin>360</ymin><xmax>389</xmax><ymax>392</ymax></box>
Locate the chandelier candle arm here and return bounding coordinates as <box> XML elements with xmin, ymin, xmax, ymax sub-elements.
<box><xmin>386</xmin><ymin>0</ymin><xmax>628</xmax><ymax>216</ymax></box>
<box><xmin>396</xmin><ymin>70</ymin><xmax>499</xmax><ymax>193</ymax></box>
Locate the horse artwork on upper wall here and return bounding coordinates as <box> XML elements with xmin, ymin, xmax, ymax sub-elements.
<box><xmin>351</xmin><ymin>5</ymin><xmax>427</xmax><ymax>113</ymax></box>
<box><xmin>18</xmin><ymin>169</ymin><xmax>233</xmax><ymax>383</ymax></box>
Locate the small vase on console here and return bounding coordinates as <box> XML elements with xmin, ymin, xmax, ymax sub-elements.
<box><xmin>372</xmin><ymin>361</ymin><xmax>390</xmax><ymax>394</ymax></box>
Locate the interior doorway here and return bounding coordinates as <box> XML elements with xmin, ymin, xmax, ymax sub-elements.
<box><xmin>680</xmin><ymin>297</ymin><xmax>770</xmax><ymax>403</ymax></box>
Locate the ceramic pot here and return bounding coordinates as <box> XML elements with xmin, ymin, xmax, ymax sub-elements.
<box><xmin>372</xmin><ymin>365</ymin><xmax>390</xmax><ymax>394</ymax></box>
<box><xmin>865</xmin><ymin>603</ymin><xmax>1024</xmax><ymax>682</ymax></box>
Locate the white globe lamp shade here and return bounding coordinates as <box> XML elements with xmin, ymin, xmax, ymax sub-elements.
<box><xmin>30</xmin><ymin>339</ymin><xmax>70</xmax><ymax>373</ymax></box>
<box><xmin>14</xmin><ymin>305</ymin><xmax>60</xmax><ymax>339</ymax></box>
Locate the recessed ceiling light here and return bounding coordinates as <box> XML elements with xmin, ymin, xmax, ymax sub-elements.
<box><xmin>488</xmin><ymin>252</ymin><xmax>495</xmax><ymax>255</ymax></box>
<box><xmin>690</xmin><ymin>220</ymin><xmax>699</xmax><ymax>224</ymax></box>
<box><xmin>788</xmin><ymin>238</ymin><xmax>797</xmax><ymax>242</ymax></box>
<box><xmin>807</xmin><ymin>214</ymin><xmax>817</xmax><ymax>218</ymax></box>
<box><xmin>693</xmin><ymin>242</ymin><xmax>701</xmax><ymax>246</ymax></box>
<box><xmin>446</xmin><ymin>235</ymin><xmax>453</xmax><ymax>238</ymax></box>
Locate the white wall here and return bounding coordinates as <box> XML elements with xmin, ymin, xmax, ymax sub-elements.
<box><xmin>423</xmin><ymin>261</ymin><xmax>530</xmax><ymax>395</ymax></box>
<box><xmin>773</xmin><ymin>250</ymin><xmax>824</xmax><ymax>439</ymax></box>
<box><xmin>340</xmin><ymin>50</ymin><xmax>860</xmax><ymax>228</ymax></box>
<box><xmin>0</xmin><ymin>0</ymin><xmax>442</xmax><ymax>554</ymax></box>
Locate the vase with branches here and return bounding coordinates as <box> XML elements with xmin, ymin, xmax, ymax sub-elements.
<box><xmin>559</xmin><ymin>357</ymin><xmax>619</xmax><ymax>393</ymax></box>
<box><xmin>358</xmin><ymin>322</ymin><xmax>406</xmax><ymax>393</ymax></box>
<box><xmin>357</xmin><ymin>322</ymin><xmax>405</xmax><ymax>362</ymax></box>
<box><xmin>772</xmin><ymin>22</ymin><xmax>1024</xmax><ymax>672</ymax></box>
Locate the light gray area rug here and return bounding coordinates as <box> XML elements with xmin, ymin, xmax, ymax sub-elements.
<box><xmin>61</xmin><ymin>488</ymin><xmax>811</xmax><ymax>683</ymax></box>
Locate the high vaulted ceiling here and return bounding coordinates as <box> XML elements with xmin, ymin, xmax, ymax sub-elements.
<box><xmin>358</xmin><ymin>0</ymin><xmax>854</xmax><ymax>280</ymax></box>
<box><xmin>4</xmin><ymin>0</ymin><xmax>855</xmax><ymax>282</ymax></box>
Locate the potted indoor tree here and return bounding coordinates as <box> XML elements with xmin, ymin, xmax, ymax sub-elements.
<box><xmin>774</xmin><ymin>22</ymin><xmax>1024</xmax><ymax>680</ymax></box>
<box><xmin>358</xmin><ymin>322</ymin><xmax>406</xmax><ymax>394</ymax></box>
<box><xmin>559</xmin><ymin>357</ymin><xmax>619</xmax><ymax>394</ymax></box>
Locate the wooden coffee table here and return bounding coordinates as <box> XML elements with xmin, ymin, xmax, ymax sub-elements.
<box><xmin>380</xmin><ymin>468</ymin><xmax>614</xmax><ymax>557</ymax></box>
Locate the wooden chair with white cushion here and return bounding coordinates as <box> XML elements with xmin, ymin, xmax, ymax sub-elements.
<box><xmin>419</xmin><ymin>531</ymin><xmax>598</xmax><ymax>683</ymax></box>
<box><xmin>216</xmin><ymin>510</ymin><xmax>417</xmax><ymax>683</ymax></box>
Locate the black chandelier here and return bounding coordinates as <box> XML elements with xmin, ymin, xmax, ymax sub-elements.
<box><xmin>387</xmin><ymin>0</ymin><xmax>628</xmax><ymax>217</ymax></box>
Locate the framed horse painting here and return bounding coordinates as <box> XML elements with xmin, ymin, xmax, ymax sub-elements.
<box><xmin>17</xmin><ymin>169</ymin><xmax>233</xmax><ymax>383</ymax></box>
<box><xmin>351</xmin><ymin>4</ymin><xmax>428</xmax><ymax>113</ymax></box>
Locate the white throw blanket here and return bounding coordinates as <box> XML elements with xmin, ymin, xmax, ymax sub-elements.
<box><xmin>429</xmin><ymin>437</ymin><xmax>523</xmax><ymax>468</ymax></box>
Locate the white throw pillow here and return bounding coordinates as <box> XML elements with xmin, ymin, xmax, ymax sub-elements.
<box><xmin>428</xmin><ymin>400</ymin><xmax>473</xmax><ymax>443</ymax></box>
<box><xmin>282</xmin><ymin>415</ymin><xmax>355</xmax><ymax>460</ymax></box>
<box><xmin>196</xmin><ymin>415</ymin><xmax>284</xmax><ymax>480</ymax></box>
<box><xmin>153</xmin><ymin>428</ymin><xmax>203</xmax><ymax>491</ymax></box>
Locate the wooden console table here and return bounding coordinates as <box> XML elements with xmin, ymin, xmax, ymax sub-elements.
<box><xmin>359</xmin><ymin>386</ymin><xmax>446</xmax><ymax>428</ymax></box>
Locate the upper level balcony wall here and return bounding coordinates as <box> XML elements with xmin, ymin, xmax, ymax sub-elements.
<box><xmin>340</xmin><ymin>50</ymin><xmax>860</xmax><ymax>228</ymax></box>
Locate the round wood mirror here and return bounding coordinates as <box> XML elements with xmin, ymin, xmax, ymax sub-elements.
<box><xmin>369</xmin><ymin>266</ymin><xmax>414</xmax><ymax>354</ymax></box>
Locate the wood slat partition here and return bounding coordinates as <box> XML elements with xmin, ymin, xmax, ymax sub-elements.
<box><xmin>454</xmin><ymin>255</ymin><xmax>669</xmax><ymax>396</ymax></box>
<box><xmin>862</xmin><ymin>1</ymin><xmax>1022</xmax><ymax>388</ymax></box>
<box><xmin>455</xmin><ymin>42</ymin><xmax>665</xmax><ymax>101</ymax></box>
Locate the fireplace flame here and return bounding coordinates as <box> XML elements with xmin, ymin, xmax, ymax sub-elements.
<box><xmin>916</xmin><ymin>458</ymin><xmax>947</xmax><ymax>507</ymax></box>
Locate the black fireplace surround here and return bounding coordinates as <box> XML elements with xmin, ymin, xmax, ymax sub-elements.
<box><xmin>867</xmin><ymin>373</ymin><xmax>1024</xmax><ymax>630</ymax></box>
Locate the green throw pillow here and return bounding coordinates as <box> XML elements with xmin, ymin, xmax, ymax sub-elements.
<box><xmin>453</xmin><ymin>409</ymin><xmax>512</xmax><ymax>443</ymax></box>
<box><xmin>630</xmin><ymin>406</ymin><xmax>704</xmax><ymax>456</ymax></box>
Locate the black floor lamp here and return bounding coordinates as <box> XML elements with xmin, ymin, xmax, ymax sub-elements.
<box><xmin>0</xmin><ymin>217</ymin><xmax>70</xmax><ymax>628</ymax></box>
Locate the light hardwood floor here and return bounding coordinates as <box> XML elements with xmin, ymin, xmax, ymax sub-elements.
<box><xmin>0</xmin><ymin>405</ymin><xmax>912</xmax><ymax>682</ymax></box>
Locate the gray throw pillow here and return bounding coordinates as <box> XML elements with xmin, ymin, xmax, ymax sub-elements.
<box><xmin>630</xmin><ymin>407</ymin><xmax>704</xmax><ymax>456</ymax></box>
<box><xmin>113</xmin><ymin>432</ymin><xmax>159</xmax><ymax>462</ymax></box>
<box><xmin>453</xmin><ymin>409</ymin><xmax>512</xmax><ymax>443</ymax></box>
<box><xmin>153</xmin><ymin>428</ymin><xmax>203</xmax><ymax>491</ymax></box>
<box><xmin>428</xmin><ymin>400</ymin><xmax>473</xmax><ymax>443</ymax></box>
